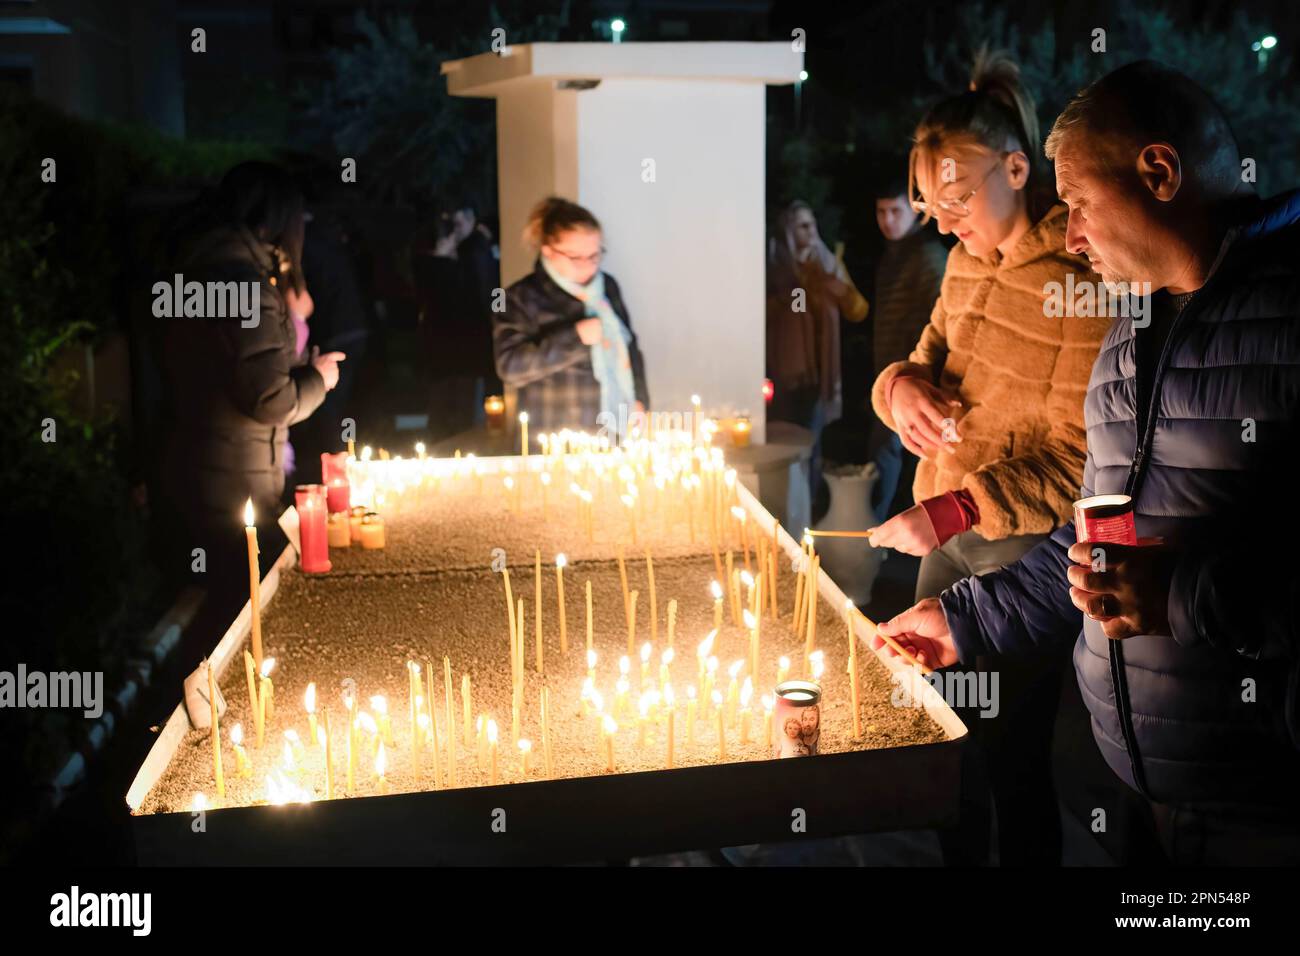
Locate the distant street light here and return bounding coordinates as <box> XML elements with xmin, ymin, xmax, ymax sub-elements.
<box><xmin>611</xmin><ymin>18</ymin><xmax>626</xmax><ymax>43</ymax></box>
<box><xmin>1253</xmin><ymin>34</ymin><xmax>1278</xmax><ymax>71</ymax></box>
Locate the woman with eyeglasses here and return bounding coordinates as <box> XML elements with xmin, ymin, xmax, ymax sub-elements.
<box><xmin>867</xmin><ymin>51</ymin><xmax>1107</xmax><ymax>866</ymax></box>
<box><xmin>492</xmin><ymin>196</ymin><xmax>649</xmax><ymax>438</ymax></box>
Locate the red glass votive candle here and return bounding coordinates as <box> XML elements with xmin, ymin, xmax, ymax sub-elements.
<box><xmin>1074</xmin><ymin>494</ymin><xmax>1137</xmax><ymax>545</ymax></box>
<box><xmin>320</xmin><ymin>452</ymin><xmax>351</xmax><ymax>513</ymax></box>
<box><xmin>295</xmin><ymin>484</ymin><xmax>332</xmax><ymax>573</ymax></box>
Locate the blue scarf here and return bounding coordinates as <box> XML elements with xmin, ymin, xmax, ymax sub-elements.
<box><xmin>541</xmin><ymin>257</ymin><xmax>638</xmax><ymax>423</ymax></box>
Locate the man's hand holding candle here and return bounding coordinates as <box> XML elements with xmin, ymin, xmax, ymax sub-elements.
<box><xmin>1066</xmin><ymin>539</ymin><xmax>1176</xmax><ymax>640</ymax></box>
<box><xmin>873</xmin><ymin>598</ymin><xmax>960</xmax><ymax>669</ymax></box>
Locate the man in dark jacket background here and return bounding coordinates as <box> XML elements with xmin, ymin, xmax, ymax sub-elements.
<box><xmin>875</xmin><ymin>62</ymin><xmax>1300</xmax><ymax>864</ymax></box>
<box><xmin>869</xmin><ymin>174</ymin><xmax>948</xmax><ymax>518</ymax></box>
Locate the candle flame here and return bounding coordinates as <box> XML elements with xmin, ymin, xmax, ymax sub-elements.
<box><xmin>619</xmin><ymin>655</ymin><xmax>630</xmax><ymax>675</ymax></box>
<box><xmin>541</xmin><ymin>471</ymin><xmax>551</xmax><ymax>485</ymax></box>
<box><xmin>711</xmin><ymin>689</ymin><xmax>724</xmax><ymax>706</ymax></box>
<box><xmin>640</xmin><ymin>642</ymin><xmax>652</xmax><ymax>663</ymax></box>
<box><xmin>260</xmin><ymin>657</ymin><xmax>276</xmax><ymax>678</ymax></box>
<box><xmin>699</xmin><ymin>630</ymin><xmax>716</xmax><ymax>657</ymax></box>
<box><xmin>687</xmin><ymin>685</ymin><xmax>697</xmax><ymax>700</ymax></box>
<box><xmin>762</xmin><ymin>694</ymin><xmax>774</xmax><ymax>712</ymax></box>
<box><xmin>587</xmin><ymin>649</ymin><xmax>598</xmax><ymax>669</ymax></box>
<box><xmin>729</xmin><ymin>660</ymin><xmax>744</xmax><ymax>679</ymax></box>
<box><xmin>741</xmin><ymin>678</ymin><xmax>753</xmax><ymax>705</ymax></box>
<box><xmin>779</xmin><ymin>655</ymin><xmax>791</xmax><ymax>669</ymax></box>
<box><xmin>740</xmin><ymin>569</ymin><xmax>754</xmax><ymax>587</ymax></box>
<box><xmin>370</xmin><ymin>695</ymin><xmax>387</xmax><ymax>715</ymax></box>
<box><xmin>664</xmin><ymin>684</ymin><xmax>675</xmax><ymax>707</ymax></box>
<box><xmin>710</xmin><ymin>580</ymin><xmax>723</xmax><ymax>600</ymax></box>
<box><xmin>556</xmin><ymin>552</ymin><xmax>567</xmax><ymax>568</ymax></box>
<box><xmin>602</xmin><ymin>714</ymin><xmax>618</xmax><ymax>735</ymax></box>
<box><xmin>375</xmin><ymin>741</ymin><xmax>387</xmax><ymax>777</ymax></box>
<box><xmin>192</xmin><ymin>793</ymin><xmax>208</xmax><ymax>812</ymax></box>
<box><xmin>518</xmin><ymin>738</ymin><xmax>532</xmax><ymax>753</ymax></box>
<box><xmin>304</xmin><ymin>682</ymin><xmax>316</xmax><ymax>714</ymax></box>
<box><xmin>243</xmin><ymin>498</ymin><xmax>255</xmax><ymax>527</ymax></box>
<box><xmin>486</xmin><ymin>719</ymin><xmax>499</xmax><ymax>744</ymax></box>
<box><xmin>357</xmin><ymin>712</ymin><xmax>378</xmax><ymax>735</ymax></box>
<box><xmin>518</xmin><ymin>411</ymin><xmax>529</xmax><ymax>424</ymax></box>
<box><xmin>231</xmin><ymin>723</ymin><xmax>243</xmax><ymax>746</ymax></box>
<box><xmin>662</xmin><ymin>647</ymin><xmax>674</xmax><ymax>665</ymax></box>
<box><xmin>743</xmin><ymin>609</ymin><xmax>756</xmax><ymax>630</ymax></box>
<box><xmin>731</xmin><ymin>506</ymin><xmax>746</xmax><ymax>522</ymax></box>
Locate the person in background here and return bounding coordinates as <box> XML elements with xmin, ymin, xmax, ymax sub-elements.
<box><xmin>492</xmin><ymin>196</ymin><xmax>649</xmax><ymax>437</ymax></box>
<box><xmin>155</xmin><ymin>161</ymin><xmax>343</xmax><ymax>608</ymax></box>
<box><xmin>766</xmin><ymin>200</ymin><xmax>869</xmax><ymax>509</ymax></box>
<box><xmin>412</xmin><ymin>205</ymin><xmax>491</xmax><ymax>440</ymax></box>
<box><xmin>869</xmin><ymin>172</ymin><xmax>949</xmax><ymax>518</ymax></box>
<box><xmin>868</xmin><ymin>51</ymin><xmax>1108</xmax><ymax>865</ymax></box>
<box><xmin>877</xmin><ymin>61</ymin><xmax>1300</xmax><ymax>865</ymax></box>
<box><xmin>288</xmin><ymin>208</ymin><xmax>371</xmax><ymax>474</ymax></box>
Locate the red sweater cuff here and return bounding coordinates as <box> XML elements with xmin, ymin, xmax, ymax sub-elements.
<box><xmin>919</xmin><ymin>490</ymin><xmax>980</xmax><ymax>546</ymax></box>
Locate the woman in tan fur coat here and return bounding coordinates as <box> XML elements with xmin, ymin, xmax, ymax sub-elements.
<box><xmin>866</xmin><ymin>52</ymin><xmax>1108</xmax><ymax>866</ymax></box>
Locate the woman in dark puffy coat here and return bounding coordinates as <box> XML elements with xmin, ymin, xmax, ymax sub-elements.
<box><xmin>492</xmin><ymin>197</ymin><xmax>649</xmax><ymax>439</ymax></box>
<box><xmin>155</xmin><ymin>162</ymin><xmax>343</xmax><ymax>600</ymax></box>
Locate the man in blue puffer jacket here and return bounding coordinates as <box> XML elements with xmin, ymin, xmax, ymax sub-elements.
<box><xmin>874</xmin><ymin>61</ymin><xmax>1300</xmax><ymax>865</ymax></box>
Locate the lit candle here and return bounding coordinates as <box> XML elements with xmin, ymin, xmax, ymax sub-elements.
<box><xmin>725</xmin><ymin>551</ymin><xmax>737</xmax><ymax>625</ymax></box>
<box><xmin>585</xmin><ymin>579</ymin><xmax>594</xmax><ymax>655</ymax></box>
<box><xmin>518</xmin><ymin>738</ymin><xmax>532</xmax><ymax>776</ymax></box>
<box><xmin>659</xmin><ymin>647</ymin><xmax>674</xmax><ymax>689</ymax></box>
<box><xmin>375</xmin><ymin>741</ymin><xmax>387</xmax><ymax>793</ymax></box>
<box><xmin>710</xmin><ymin>580</ymin><xmax>723</xmax><ymax>631</ymax></box>
<box><xmin>425</xmin><ymin>660</ymin><xmax>441</xmax><ymax>788</ymax></box>
<box><xmin>541</xmin><ymin>686</ymin><xmax>553</xmax><ymax>777</ymax></box>
<box><xmin>327</xmin><ymin>511</ymin><xmax>351</xmax><ymax>547</ymax></box>
<box><xmin>504</xmin><ymin>476</ymin><xmax>517</xmax><ymax>514</ymax></box>
<box><xmin>739</xmin><ymin>678</ymin><xmax>753</xmax><ymax>744</ymax></box>
<box><xmin>243</xmin><ymin>650</ymin><xmax>262</xmax><ymax>747</ymax></box>
<box><xmin>645</xmin><ymin>550</ymin><xmax>657</xmax><ymax>643</ymax></box>
<box><xmin>443</xmin><ymin>656</ymin><xmax>457</xmax><ymax>788</ymax></box>
<box><xmin>810</xmin><ymin>649</ymin><xmax>825</xmax><ymax>681</ymax></box>
<box><xmin>258</xmin><ymin>657</ymin><xmax>276</xmax><ymax>725</ymax></box>
<box><xmin>555</xmin><ymin>554</ymin><xmax>568</xmax><ymax>654</ymax></box>
<box><xmin>587</xmin><ymin>648</ymin><xmax>598</xmax><ymax>681</ymax></box>
<box><xmin>637</xmin><ymin>694</ymin><xmax>650</xmax><ymax>748</ymax></box>
<box><xmin>603</xmin><ymin>715</ymin><xmax>617</xmax><ymax>772</ymax></box>
<box><xmin>726</xmin><ymin>660</ymin><xmax>743</xmax><ymax>727</ymax></box>
<box><xmin>714</xmin><ymin>691</ymin><xmax>726</xmax><ymax>761</ymax></box>
<box><xmin>244</xmin><ymin>499</ymin><xmax>263</xmax><ymax>672</ymax></box>
<box><xmin>462</xmin><ymin>674</ymin><xmax>473</xmax><ymax>749</ymax></box>
<box><xmin>476</xmin><ymin>715</ymin><xmax>487</xmax><ymax>769</ymax></box>
<box><xmin>231</xmin><ymin>722</ymin><xmax>250</xmax><ymax>777</ymax></box>
<box><xmin>664</xmin><ymin>684</ymin><xmax>676</xmax><ymax>769</ymax></box>
<box><xmin>762</xmin><ymin>694</ymin><xmax>775</xmax><ymax>747</ymax></box>
<box><xmin>622</xmin><ymin>494</ymin><xmax>637</xmax><ymax>546</ymax></box>
<box><xmin>540</xmin><ymin>470</ymin><xmax>551</xmax><ymax>521</ymax></box>
<box><xmin>617</xmin><ymin>546</ymin><xmax>630</xmax><ymax>630</ymax></box>
<box><xmin>207</xmin><ymin>659</ymin><xmax>224</xmax><ymax>798</ymax></box>
<box><xmin>640</xmin><ymin>642</ymin><xmax>652</xmax><ymax>689</ymax></box>
<box><xmin>519</xmin><ymin>411</ymin><xmax>529</xmax><ymax>457</ymax></box>
<box><xmin>686</xmin><ymin>685</ymin><xmax>698</xmax><ymax>743</ymax></box>
<box><xmin>359</xmin><ymin>512</ymin><xmax>385</xmax><ymax>549</ymax></box>
<box><xmin>323</xmin><ymin>709</ymin><xmax>333</xmax><ymax>798</ymax></box>
<box><xmin>534</xmin><ymin>549</ymin><xmax>544</xmax><ymax>673</ymax></box>
<box><xmin>730</xmin><ymin>415</ymin><xmax>751</xmax><ymax>448</ymax></box>
<box><xmin>484</xmin><ymin>394</ymin><xmax>505</xmax><ymax>434</ymax></box>
<box><xmin>344</xmin><ymin>690</ymin><xmax>356</xmax><ymax>793</ymax></box>
<box><xmin>487</xmin><ymin>719</ymin><xmax>499</xmax><ymax>785</ymax></box>
<box><xmin>371</xmin><ymin>694</ymin><xmax>392</xmax><ymax>747</ymax></box>
<box><xmin>777</xmin><ymin>655</ymin><xmax>790</xmax><ymax>685</ymax></box>
<box><xmin>627</xmin><ymin>589</ymin><xmax>639</xmax><ymax>655</ymax></box>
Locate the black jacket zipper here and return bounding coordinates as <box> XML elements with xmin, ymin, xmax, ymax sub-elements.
<box><xmin>1112</xmin><ymin>285</ymin><xmax>1207</xmax><ymax>799</ymax></box>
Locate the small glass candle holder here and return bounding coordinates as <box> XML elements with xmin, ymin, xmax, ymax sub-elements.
<box><xmin>484</xmin><ymin>395</ymin><xmax>506</xmax><ymax>435</ymax></box>
<box><xmin>730</xmin><ymin>415</ymin><xmax>752</xmax><ymax>448</ymax></box>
